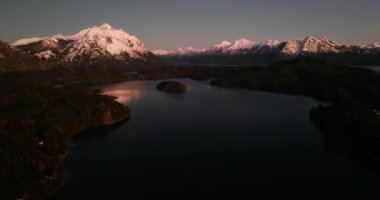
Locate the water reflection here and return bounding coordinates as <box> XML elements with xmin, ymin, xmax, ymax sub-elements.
<box><xmin>103</xmin><ymin>89</ymin><xmax>142</xmax><ymax>104</ymax></box>
<box><xmin>101</xmin><ymin>82</ymin><xmax>144</xmax><ymax>104</ymax></box>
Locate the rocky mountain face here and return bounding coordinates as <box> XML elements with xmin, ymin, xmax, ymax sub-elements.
<box><xmin>0</xmin><ymin>40</ymin><xmax>51</xmax><ymax>72</ymax></box>
<box><xmin>153</xmin><ymin>36</ymin><xmax>380</xmax><ymax>66</ymax></box>
<box><xmin>13</xmin><ymin>23</ymin><xmax>162</xmax><ymax>67</ymax></box>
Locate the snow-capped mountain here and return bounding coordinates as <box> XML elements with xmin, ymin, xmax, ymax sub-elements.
<box><xmin>207</xmin><ymin>39</ymin><xmax>256</xmax><ymax>55</ymax></box>
<box><xmin>364</xmin><ymin>42</ymin><xmax>380</xmax><ymax>49</ymax></box>
<box><xmin>280</xmin><ymin>36</ymin><xmax>346</xmax><ymax>57</ymax></box>
<box><xmin>153</xmin><ymin>36</ymin><xmax>380</xmax><ymax>66</ymax></box>
<box><xmin>13</xmin><ymin>23</ymin><xmax>161</xmax><ymax>66</ymax></box>
<box><xmin>154</xmin><ymin>38</ymin><xmax>278</xmax><ymax>57</ymax></box>
<box><xmin>153</xmin><ymin>47</ymin><xmax>206</xmax><ymax>57</ymax></box>
<box><xmin>0</xmin><ymin>40</ymin><xmax>51</xmax><ymax>72</ymax></box>
<box><xmin>251</xmin><ymin>40</ymin><xmax>282</xmax><ymax>55</ymax></box>
<box><xmin>155</xmin><ymin>36</ymin><xmax>347</xmax><ymax>57</ymax></box>
<box><xmin>362</xmin><ymin>42</ymin><xmax>380</xmax><ymax>54</ymax></box>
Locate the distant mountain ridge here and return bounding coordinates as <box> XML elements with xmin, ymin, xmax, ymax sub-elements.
<box><xmin>13</xmin><ymin>23</ymin><xmax>162</xmax><ymax>67</ymax></box>
<box><xmin>0</xmin><ymin>40</ymin><xmax>51</xmax><ymax>72</ymax></box>
<box><xmin>153</xmin><ymin>36</ymin><xmax>380</xmax><ymax>66</ymax></box>
<box><xmin>7</xmin><ymin>26</ymin><xmax>380</xmax><ymax>67</ymax></box>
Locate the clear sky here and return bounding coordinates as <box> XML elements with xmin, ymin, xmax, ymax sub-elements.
<box><xmin>0</xmin><ymin>0</ymin><xmax>379</xmax><ymax>50</ymax></box>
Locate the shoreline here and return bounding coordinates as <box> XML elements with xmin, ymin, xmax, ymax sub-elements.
<box><xmin>0</xmin><ymin>78</ymin><xmax>132</xmax><ymax>200</ymax></box>
<box><xmin>45</xmin><ymin>113</ymin><xmax>132</xmax><ymax>200</ymax></box>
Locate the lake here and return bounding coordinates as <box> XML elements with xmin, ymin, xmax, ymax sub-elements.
<box><xmin>55</xmin><ymin>79</ymin><xmax>379</xmax><ymax>199</ymax></box>
<box><xmin>353</xmin><ymin>65</ymin><xmax>380</xmax><ymax>73</ymax></box>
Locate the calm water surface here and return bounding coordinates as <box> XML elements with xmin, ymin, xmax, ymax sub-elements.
<box><xmin>55</xmin><ymin>79</ymin><xmax>379</xmax><ymax>199</ymax></box>
<box><xmin>353</xmin><ymin>65</ymin><xmax>380</xmax><ymax>73</ymax></box>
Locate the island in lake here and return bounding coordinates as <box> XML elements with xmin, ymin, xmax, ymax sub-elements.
<box><xmin>157</xmin><ymin>81</ymin><xmax>187</xmax><ymax>92</ymax></box>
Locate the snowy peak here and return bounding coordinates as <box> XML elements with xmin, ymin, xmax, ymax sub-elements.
<box><xmin>13</xmin><ymin>37</ymin><xmax>47</xmax><ymax>46</ymax></box>
<box><xmin>152</xmin><ymin>46</ymin><xmax>205</xmax><ymax>57</ymax></box>
<box><xmin>67</xmin><ymin>23</ymin><xmax>147</xmax><ymax>54</ymax></box>
<box><xmin>176</xmin><ymin>47</ymin><xmax>205</xmax><ymax>56</ymax></box>
<box><xmin>229</xmin><ymin>39</ymin><xmax>255</xmax><ymax>50</ymax></box>
<box><xmin>208</xmin><ymin>39</ymin><xmax>256</xmax><ymax>54</ymax></box>
<box><xmin>13</xmin><ymin>23</ymin><xmax>156</xmax><ymax>65</ymax></box>
<box><xmin>99</xmin><ymin>23</ymin><xmax>113</xmax><ymax>30</ymax></box>
<box><xmin>364</xmin><ymin>42</ymin><xmax>380</xmax><ymax>49</ymax></box>
<box><xmin>151</xmin><ymin>49</ymin><xmax>171</xmax><ymax>56</ymax></box>
<box><xmin>257</xmin><ymin>40</ymin><xmax>281</xmax><ymax>47</ymax></box>
<box><xmin>281</xmin><ymin>36</ymin><xmax>343</xmax><ymax>56</ymax></box>
<box><xmin>13</xmin><ymin>34</ymin><xmax>68</xmax><ymax>47</ymax></box>
<box><xmin>251</xmin><ymin>40</ymin><xmax>282</xmax><ymax>55</ymax></box>
<box><xmin>60</xmin><ymin>23</ymin><xmax>148</xmax><ymax>63</ymax></box>
<box><xmin>302</xmin><ymin>36</ymin><xmax>341</xmax><ymax>53</ymax></box>
<box><xmin>153</xmin><ymin>38</ymin><xmax>279</xmax><ymax>56</ymax></box>
<box><xmin>213</xmin><ymin>41</ymin><xmax>232</xmax><ymax>50</ymax></box>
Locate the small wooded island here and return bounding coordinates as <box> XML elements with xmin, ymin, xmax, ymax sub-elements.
<box><xmin>156</xmin><ymin>81</ymin><xmax>187</xmax><ymax>93</ymax></box>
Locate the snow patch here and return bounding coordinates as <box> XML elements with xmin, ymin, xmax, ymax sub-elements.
<box><xmin>365</xmin><ymin>42</ymin><xmax>380</xmax><ymax>49</ymax></box>
<box><xmin>152</xmin><ymin>49</ymin><xmax>171</xmax><ymax>56</ymax></box>
<box><xmin>213</xmin><ymin>41</ymin><xmax>232</xmax><ymax>49</ymax></box>
<box><xmin>13</xmin><ymin>37</ymin><xmax>48</xmax><ymax>46</ymax></box>
<box><xmin>36</xmin><ymin>50</ymin><xmax>55</xmax><ymax>59</ymax></box>
<box><xmin>229</xmin><ymin>39</ymin><xmax>255</xmax><ymax>50</ymax></box>
<box><xmin>153</xmin><ymin>47</ymin><xmax>205</xmax><ymax>56</ymax></box>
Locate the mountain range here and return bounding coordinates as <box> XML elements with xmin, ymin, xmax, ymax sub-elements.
<box><xmin>12</xmin><ymin>23</ymin><xmax>162</xmax><ymax>67</ymax></box>
<box><xmin>153</xmin><ymin>37</ymin><xmax>380</xmax><ymax>66</ymax></box>
<box><xmin>1</xmin><ymin>23</ymin><xmax>380</xmax><ymax>73</ymax></box>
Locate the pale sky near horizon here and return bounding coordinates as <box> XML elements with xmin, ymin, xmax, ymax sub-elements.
<box><xmin>0</xmin><ymin>0</ymin><xmax>379</xmax><ymax>50</ymax></box>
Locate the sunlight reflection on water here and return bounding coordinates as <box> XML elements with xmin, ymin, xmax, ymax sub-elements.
<box><xmin>101</xmin><ymin>82</ymin><xmax>144</xmax><ymax>104</ymax></box>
